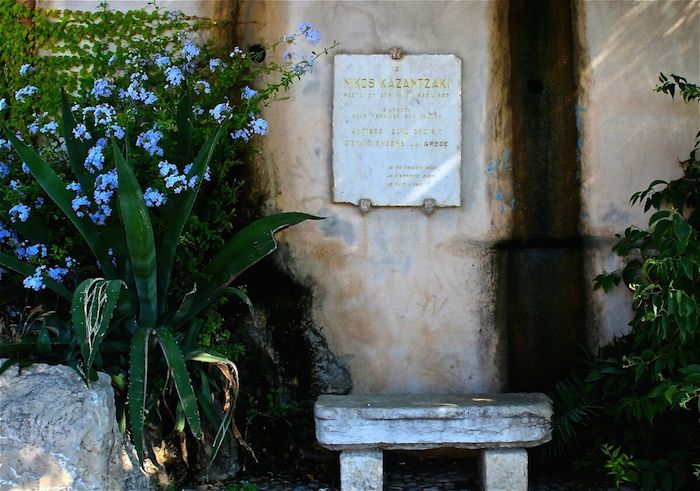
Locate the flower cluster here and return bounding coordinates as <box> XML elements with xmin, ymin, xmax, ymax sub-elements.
<box><xmin>0</xmin><ymin>21</ymin><xmax>327</xmax><ymax>295</ymax></box>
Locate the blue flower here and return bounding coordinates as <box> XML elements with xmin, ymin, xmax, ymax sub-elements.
<box><xmin>0</xmin><ymin>221</ymin><xmax>11</xmax><ymax>242</ymax></box>
<box><xmin>144</xmin><ymin>187</ymin><xmax>166</xmax><ymax>207</ymax></box>
<box><xmin>158</xmin><ymin>160</ymin><xmax>177</xmax><ymax>176</ymax></box>
<box><xmin>66</xmin><ymin>181</ymin><xmax>82</xmax><ymax>192</ymax></box>
<box><xmin>209</xmin><ymin>58</ymin><xmax>222</xmax><ymax>72</ymax></box>
<box><xmin>136</xmin><ymin>129</ymin><xmax>164</xmax><ymax>157</ymax></box>
<box><xmin>73</xmin><ymin>123</ymin><xmax>91</xmax><ymax>141</ymax></box>
<box><xmin>40</xmin><ymin>121</ymin><xmax>58</xmax><ymax>135</ymax></box>
<box><xmin>23</xmin><ymin>266</ymin><xmax>46</xmax><ymax>291</ymax></box>
<box><xmin>8</xmin><ymin>204</ymin><xmax>30</xmax><ymax>223</ymax></box>
<box><xmin>293</xmin><ymin>55</ymin><xmax>315</xmax><ymax>75</ymax></box>
<box><xmin>19</xmin><ymin>64</ymin><xmax>35</xmax><ymax>77</ymax></box>
<box><xmin>194</xmin><ymin>80</ymin><xmax>211</xmax><ymax>95</ymax></box>
<box><xmin>21</xmin><ymin>163</ymin><xmax>30</xmax><ymax>174</ymax></box>
<box><xmin>34</xmin><ymin>197</ymin><xmax>44</xmax><ymax>208</ymax></box>
<box><xmin>0</xmin><ymin>163</ymin><xmax>9</xmax><ymax>179</ymax></box>
<box><xmin>28</xmin><ymin>121</ymin><xmax>39</xmax><ymax>134</ymax></box>
<box><xmin>47</xmin><ymin>266</ymin><xmax>68</xmax><ymax>282</ymax></box>
<box><xmin>241</xmin><ymin>86</ymin><xmax>257</xmax><ymax>100</ymax></box>
<box><xmin>230</xmin><ymin>47</ymin><xmax>244</xmax><ymax>58</ymax></box>
<box><xmin>94</xmin><ymin>169</ymin><xmax>118</xmax><ymax>205</ymax></box>
<box><xmin>108</xmin><ymin>55</ymin><xmax>117</xmax><ymax>66</ymax></box>
<box><xmin>209</xmin><ymin>102</ymin><xmax>231</xmax><ymax>124</ymax></box>
<box><xmin>251</xmin><ymin>117</ymin><xmax>269</xmax><ymax>135</ymax></box>
<box><xmin>298</xmin><ymin>22</ymin><xmax>321</xmax><ymax>45</ymax></box>
<box><xmin>9</xmin><ymin>180</ymin><xmax>21</xmax><ymax>192</ymax></box>
<box><xmin>282</xmin><ymin>34</ymin><xmax>295</xmax><ymax>44</ymax></box>
<box><xmin>165</xmin><ymin>66</ymin><xmax>184</xmax><ymax>86</ymax></box>
<box><xmin>92</xmin><ymin>78</ymin><xmax>113</xmax><ymax>99</ymax></box>
<box><xmin>0</xmin><ymin>98</ymin><xmax>6</xmax><ymax>112</ymax></box>
<box><xmin>25</xmin><ymin>243</ymin><xmax>47</xmax><ymax>258</ymax></box>
<box><xmin>231</xmin><ymin>128</ymin><xmax>251</xmax><ymax>142</ymax></box>
<box><xmin>71</xmin><ymin>195</ymin><xmax>91</xmax><ymax>217</ymax></box>
<box><xmin>65</xmin><ymin>256</ymin><xmax>75</xmax><ymax>268</ymax></box>
<box><xmin>283</xmin><ymin>51</ymin><xmax>295</xmax><ymax>63</ymax></box>
<box><xmin>85</xmin><ymin>139</ymin><xmax>107</xmax><ymax>173</ymax></box>
<box><xmin>108</xmin><ymin>124</ymin><xmax>125</xmax><ymax>140</ymax></box>
<box><xmin>165</xmin><ymin>174</ymin><xmax>187</xmax><ymax>193</ymax></box>
<box><xmin>91</xmin><ymin>104</ymin><xmax>115</xmax><ymax>125</ymax></box>
<box><xmin>90</xmin><ymin>205</ymin><xmax>111</xmax><ymax>225</ymax></box>
<box><xmin>155</xmin><ymin>55</ymin><xmax>171</xmax><ymax>68</ymax></box>
<box><xmin>181</xmin><ymin>40</ymin><xmax>200</xmax><ymax>61</ymax></box>
<box><xmin>15</xmin><ymin>85</ymin><xmax>38</xmax><ymax>103</ymax></box>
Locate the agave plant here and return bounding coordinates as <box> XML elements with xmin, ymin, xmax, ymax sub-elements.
<box><xmin>0</xmin><ymin>91</ymin><xmax>318</xmax><ymax>463</ymax></box>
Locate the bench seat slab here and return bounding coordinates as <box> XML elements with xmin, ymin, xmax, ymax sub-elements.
<box><xmin>315</xmin><ymin>393</ymin><xmax>552</xmax><ymax>450</ymax></box>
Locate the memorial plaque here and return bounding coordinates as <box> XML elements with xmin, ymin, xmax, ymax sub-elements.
<box><xmin>332</xmin><ymin>54</ymin><xmax>462</xmax><ymax>208</ymax></box>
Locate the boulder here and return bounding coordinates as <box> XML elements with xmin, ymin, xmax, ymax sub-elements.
<box><xmin>0</xmin><ymin>361</ymin><xmax>152</xmax><ymax>491</ymax></box>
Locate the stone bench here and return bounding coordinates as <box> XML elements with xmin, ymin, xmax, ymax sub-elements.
<box><xmin>314</xmin><ymin>393</ymin><xmax>553</xmax><ymax>491</ymax></box>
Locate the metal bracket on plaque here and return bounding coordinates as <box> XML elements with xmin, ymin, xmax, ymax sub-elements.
<box><xmin>390</xmin><ymin>47</ymin><xmax>403</xmax><ymax>60</ymax></box>
<box><xmin>423</xmin><ymin>198</ymin><xmax>436</xmax><ymax>215</ymax></box>
<box><xmin>359</xmin><ymin>198</ymin><xmax>372</xmax><ymax>214</ymax></box>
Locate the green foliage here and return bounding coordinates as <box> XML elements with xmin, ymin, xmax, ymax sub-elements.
<box><xmin>553</xmin><ymin>74</ymin><xmax>700</xmax><ymax>490</ymax></box>
<box><xmin>0</xmin><ymin>0</ymin><xmax>333</xmax><ymax>474</ymax></box>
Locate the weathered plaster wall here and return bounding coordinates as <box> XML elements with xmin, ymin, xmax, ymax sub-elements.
<box><xmin>31</xmin><ymin>0</ymin><xmax>700</xmax><ymax>394</ymax></box>
<box><xmin>236</xmin><ymin>1</ymin><xmax>510</xmax><ymax>394</ymax></box>
<box><xmin>576</xmin><ymin>0</ymin><xmax>700</xmax><ymax>346</ymax></box>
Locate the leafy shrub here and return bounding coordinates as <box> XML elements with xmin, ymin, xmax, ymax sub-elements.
<box><xmin>551</xmin><ymin>74</ymin><xmax>700</xmax><ymax>490</ymax></box>
<box><xmin>0</xmin><ymin>0</ymin><xmax>332</xmax><ymax>473</ymax></box>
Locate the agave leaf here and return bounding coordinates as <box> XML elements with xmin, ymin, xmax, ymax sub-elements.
<box><xmin>71</xmin><ymin>278</ymin><xmax>124</xmax><ymax>380</ymax></box>
<box><xmin>154</xmin><ymin>327</ymin><xmax>202</xmax><ymax>439</ymax></box>
<box><xmin>113</xmin><ymin>141</ymin><xmax>158</xmax><ymax>327</ymax></box>
<box><xmin>1</xmin><ymin>125</ymin><xmax>116</xmax><ymax>278</ymax></box>
<box><xmin>0</xmin><ymin>251</ymin><xmax>72</xmax><ymax>300</ymax></box>
<box><xmin>186</xmin><ymin>349</ymin><xmax>255</xmax><ymax>462</ymax></box>
<box><xmin>60</xmin><ymin>88</ymin><xmax>93</xmax><ymax>195</ymax></box>
<box><xmin>156</xmin><ymin>125</ymin><xmax>224</xmax><ymax>315</ymax></box>
<box><xmin>128</xmin><ymin>326</ymin><xmax>151</xmax><ymax>463</ymax></box>
<box><xmin>175</xmin><ymin>93</ymin><xmax>193</xmax><ymax>164</ymax></box>
<box><xmin>173</xmin><ymin>213</ymin><xmax>321</xmax><ymax>326</ymax></box>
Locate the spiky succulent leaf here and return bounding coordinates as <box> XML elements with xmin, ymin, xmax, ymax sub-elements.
<box><xmin>128</xmin><ymin>326</ymin><xmax>151</xmax><ymax>463</ymax></box>
<box><xmin>155</xmin><ymin>327</ymin><xmax>202</xmax><ymax>439</ymax></box>
<box><xmin>71</xmin><ymin>278</ymin><xmax>124</xmax><ymax>380</ymax></box>
<box><xmin>172</xmin><ymin>212</ymin><xmax>321</xmax><ymax>326</ymax></box>
<box><xmin>113</xmin><ymin>141</ymin><xmax>158</xmax><ymax>327</ymax></box>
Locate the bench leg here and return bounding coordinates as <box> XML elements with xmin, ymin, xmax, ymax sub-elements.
<box><xmin>340</xmin><ymin>449</ymin><xmax>383</xmax><ymax>491</ymax></box>
<box><xmin>480</xmin><ymin>448</ymin><xmax>528</xmax><ymax>491</ymax></box>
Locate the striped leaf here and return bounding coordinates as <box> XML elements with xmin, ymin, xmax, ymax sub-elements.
<box><xmin>128</xmin><ymin>326</ymin><xmax>151</xmax><ymax>463</ymax></box>
<box><xmin>1</xmin><ymin>125</ymin><xmax>117</xmax><ymax>277</ymax></box>
<box><xmin>71</xmin><ymin>278</ymin><xmax>124</xmax><ymax>379</ymax></box>
<box><xmin>173</xmin><ymin>213</ymin><xmax>321</xmax><ymax>326</ymax></box>
<box><xmin>60</xmin><ymin>89</ymin><xmax>94</xmax><ymax>196</ymax></box>
<box><xmin>156</xmin><ymin>125</ymin><xmax>224</xmax><ymax>315</ymax></box>
<box><xmin>0</xmin><ymin>251</ymin><xmax>72</xmax><ymax>300</ymax></box>
<box><xmin>155</xmin><ymin>327</ymin><xmax>202</xmax><ymax>439</ymax></box>
<box><xmin>113</xmin><ymin>141</ymin><xmax>158</xmax><ymax>327</ymax></box>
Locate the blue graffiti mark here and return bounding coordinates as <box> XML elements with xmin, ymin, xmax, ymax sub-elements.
<box><xmin>487</xmin><ymin>160</ymin><xmax>496</xmax><ymax>175</ymax></box>
<box><xmin>499</xmin><ymin>203</ymin><xmax>506</xmax><ymax>215</ymax></box>
<box><xmin>495</xmin><ymin>190</ymin><xmax>503</xmax><ymax>201</ymax></box>
<box><xmin>575</xmin><ymin>105</ymin><xmax>585</xmax><ymax>162</ymax></box>
<box><xmin>502</xmin><ymin>148</ymin><xmax>511</xmax><ymax>170</ymax></box>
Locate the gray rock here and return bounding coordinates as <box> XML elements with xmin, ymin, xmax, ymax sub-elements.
<box><xmin>0</xmin><ymin>361</ymin><xmax>153</xmax><ymax>490</ymax></box>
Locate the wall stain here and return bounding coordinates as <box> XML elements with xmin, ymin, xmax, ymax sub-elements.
<box><xmin>500</xmin><ymin>0</ymin><xmax>587</xmax><ymax>391</ymax></box>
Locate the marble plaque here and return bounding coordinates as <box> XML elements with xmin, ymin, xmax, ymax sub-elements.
<box><xmin>332</xmin><ymin>54</ymin><xmax>462</xmax><ymax>207</ymax></box>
